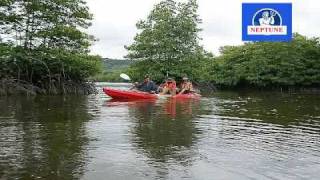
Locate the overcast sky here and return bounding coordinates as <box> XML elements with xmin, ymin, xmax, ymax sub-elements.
<box><xmin>86</xmin><ymin>0</ymin><xmax>320</xmax><ymax>59</ymax></box>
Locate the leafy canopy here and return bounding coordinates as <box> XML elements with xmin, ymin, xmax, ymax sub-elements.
<box><xmin>126</xmin><ymin>0</ymin><xmax>209</xmax><ymax>82</ymax></box>
<box><xmin>209</xmin><ymin>34</ymin><xmax>320</xmax><ymax>87</ymax></box>
<box><xmin>0</xmin><ymin>0</ymin><xmax>101</xmax><ymax>94</ymax></box>
<box><xmin>0</xmin><ymin>0</ymin><xmax>94</xmax><ymax>52</ymax></box>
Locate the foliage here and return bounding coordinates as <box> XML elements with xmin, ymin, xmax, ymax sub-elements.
<box><xmin>0</xmin><ymin>0</ymin><xmax>101</xmax><ymax>94</ymax></box>
<box><xmin>125</xmin><ymin>0</ymin><xmax>320</xmax><ymax>89</ymax></box>
<box><xmin>89</xmin><ymin>69</ymin><xmax>129</xmax><ymax>82</ymax></box>
<box><xmin>209</xmin><ymin>34</ymin><xmax>320</xmax><ymax>87</ymax></box>
<box><xmin>0</xmin><ymin>0</ymin><xmax>94</xmax><ymax>51</ymax></box>
<box><xmin>125</xmin><ymin>0</ymin><xmax>208</xmax><ymax>82</ymax></box>
<box><xmin>89</xmin><ymin>59</ymin><xmax>133</xmax><ymax>82</ymax></box>
<box><xmin>0</xmin><ymin>44</ymin><xmax>101</xmax><ymax>91</ymax></box>
<box><xmin>101</xmin><ymin>58</ymin><xmax>133</xmax><ymax>72</ymax></box>
<box><xmin>127</xmin><ymin>51</ymin><xmax>214</xmax><ymax>83</ymax></box>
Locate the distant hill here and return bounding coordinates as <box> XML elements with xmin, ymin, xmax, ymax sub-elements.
<box><xmin>102</xmin><ymin>58</ymin><xmax>134</xmax><ymax>72</ymax></box>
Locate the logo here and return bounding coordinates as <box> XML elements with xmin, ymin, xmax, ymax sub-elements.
<box><xmin>242</xmin><ymin>3</ymin><xmax>292</xmax><ymax>41</ymax></box>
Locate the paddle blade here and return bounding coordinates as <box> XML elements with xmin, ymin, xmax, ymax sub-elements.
<box><xmin>120</xmin><ymin>73</ymin><xmax>131</xmax><ymax>81</ymax></box>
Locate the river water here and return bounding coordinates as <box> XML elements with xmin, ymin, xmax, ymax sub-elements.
<box><xmin>1</xmin><ymin>83</ymin><xmax>320</xmax><ymax>180</ymax></box>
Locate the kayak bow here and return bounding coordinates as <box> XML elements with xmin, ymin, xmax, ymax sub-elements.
<box><xmin>103</xmin><ymin>87</ymin><xmax>158</xmax><ymax>99</ymax></box>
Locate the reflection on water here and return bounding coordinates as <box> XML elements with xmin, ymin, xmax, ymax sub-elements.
<box><xmin>0</xmin><ymin>96</ymin><xmax>97</xmax><ymax>179</ymax></box>
<box><xmin>212</xmin><ymin>91</ymin><xmax>320</xmax><ymax>126</ymax></box>
<box><xmin>100</xmin><ymin>98</ymin><xmax>205</xmax><ymax>179</ymax></box>
<box><xmin>127</xmin><ymin>98</ymin><xmax>201</xmax><ymax>162</ymax></box>
<box><xmin>1</xmin><ymin>85</ymin><xmax>320</xmax><ymax>179</ymax></box>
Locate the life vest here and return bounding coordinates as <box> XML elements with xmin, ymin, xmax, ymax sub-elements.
<box><xmin>181</xmin><ymin>82</ymin><xmax>193</xmax><ymax>91</ymax></box>
<box><xmin>164</xmin><ymin>81</ymin><xmax>176</xmax><ymax>90</ymax></box>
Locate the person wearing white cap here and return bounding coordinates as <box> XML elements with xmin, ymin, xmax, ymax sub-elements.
<box><xmin>178</xmin><ymin>76</ymin><xmax>194</xmax><ymax>95</ymax></box>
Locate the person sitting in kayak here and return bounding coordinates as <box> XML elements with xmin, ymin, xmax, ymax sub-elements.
<box><xmin>160</xmin><ymin>78</ymin><xmax>176</xmax><ymax>95</ymax></box>
<box><xmin>135</xmin><ymin>75</ymin><xmax>158</xmax><ymax>93</ymax></box>
<box><xmin>178</xmin><ymin>76</ymin><xmax>194</xmax><ymax>94</ymax></box>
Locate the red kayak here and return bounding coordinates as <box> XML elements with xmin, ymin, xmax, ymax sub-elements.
<box><xmin>103</xmin><ymin>87</ymin><xmax>158</xmax><ymax>99</ymax></box>
<box><xmin>103</xmin><ymin>87</ymin><xmax>201</xmax><ymax>100</ymax></box>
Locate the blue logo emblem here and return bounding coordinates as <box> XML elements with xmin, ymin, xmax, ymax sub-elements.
<box><xmin>242</xmin><ymin>3</ymin><xmax>292</xmax><ymax>41</ymax></box>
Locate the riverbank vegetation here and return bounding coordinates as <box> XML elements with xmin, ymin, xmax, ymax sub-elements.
<box><xmin>0</xmin><ymin>0</ymin><xmax>101</xmax><ymax>95</ymax></box>
<box><xmin>126</xmin><ymin>0</ymin><xmax>320</xmax><ymax>90</ymax></box>
<box><xmin>1</xmin><ymin>0</ymin><xmax>319</xmax><ymax>95</ymax></box>
<box><xmin>210</xmin><ymin>34</ymin><xmax>320</xmax><ymax>89</ymax></box>
<box><xmin>89</xmin><ymin>59</ymin><xmax>133</xmax><ymax>82</ymax></box>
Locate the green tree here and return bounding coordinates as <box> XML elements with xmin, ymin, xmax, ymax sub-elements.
<box><xmin>0</xmin><ymin>0</ymin><xmax>101</xmax><ymax>95</ymax></box>
<box><xmin>126</xmin><ymin>0</ymin><xmax>209</xmax><ymax>82</ymax></box>
<box><xmin>1</xmin><ymin>0</ymin><xmax>94</xmax><ymax>51</ymax></box>
<box><xmin>209</xmin><ymin>33</ymin><xmax>320</xmax><ymax>88</ymax></box>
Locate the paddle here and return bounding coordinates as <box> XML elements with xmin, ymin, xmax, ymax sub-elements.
<box><xmin>120</xmin><ymin>73</ymin><xmax>157</xmax><ymax>94</ymax></box>
<box><xmin>120</xmin><ymin>73</ymin><xmax>131</xmax><ymax>81</ymax></box>
<box><xmin>120</xmin><ymin>73</ymin><xmax>137</xmax><ymax>90</ymax></box>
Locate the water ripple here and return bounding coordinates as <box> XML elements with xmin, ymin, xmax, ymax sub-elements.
<box><xmin>1</xmin><ymin>88</ymin><xmax>320</xmax><ymax>179</ymax></box>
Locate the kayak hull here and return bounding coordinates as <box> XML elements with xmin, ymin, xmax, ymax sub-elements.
<box><xmin>103</xmin><ymin>87</ymin><xmax>201</xmax><ymax>100</ymax></box>
<box><xmin>103</xmin><ymin>87</ymin><xmax>158</xmax><ymax>99</ymax></box>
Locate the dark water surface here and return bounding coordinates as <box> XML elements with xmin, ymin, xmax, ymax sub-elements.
<box><xmin>1</xmin><ymin>83</ymin><xmax>320</xmax><ymax>180</ymax></box>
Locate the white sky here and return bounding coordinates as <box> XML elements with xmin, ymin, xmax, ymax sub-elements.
<box><xmin>86</xmin><ymin>0</ymin><xmax>320</xmax><ymax>59</ymax></box>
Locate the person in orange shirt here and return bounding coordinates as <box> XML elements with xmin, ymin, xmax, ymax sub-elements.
<box><xmin>179</xmin><ymin>76</ymin><xmax>194</xmax><ymax>94</ymax></box>
<box><xmin>160</xmin><ymin>78</ymin><xmax>176</xmax><ymax>95</ymax></box>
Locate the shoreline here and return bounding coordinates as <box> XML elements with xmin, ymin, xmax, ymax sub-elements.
<box><xmin>0</xmin><ymin>79</ymin><xmax>97</xmax><ymax>96</ymax></box>
<box><xmin>1</xmin><ymin>80</ymin><xmax>320</xmax><ymax>96</ymax></box>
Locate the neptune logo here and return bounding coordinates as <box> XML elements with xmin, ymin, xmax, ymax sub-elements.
<box><xmin>253</xmin><ymin>9</ymin><xmax>281</xmax><ymax>26</ymax></box>
<box><xmin>248</xmin><ymin>8</ymin><xmax>287</xmax><ymax>35</ymax></box>
<box><xmin>242</xmin><ymin>3</ymin><xmax>292</xmax><ymax>41</ymax></box>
